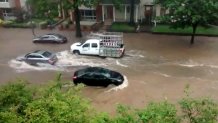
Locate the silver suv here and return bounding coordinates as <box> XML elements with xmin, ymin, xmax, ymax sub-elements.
<box><xmin>16</xmin><ymin>50</ymin><xmax>58</xmax><ymax>65</ymax></box>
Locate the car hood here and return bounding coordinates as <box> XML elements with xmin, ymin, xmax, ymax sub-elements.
<box><xmin>71</xmin><ymin>42</ymin><xmax>81</xmax><ymax>50</ymax></box>
<box><xmin>110</xmin><ymin>71</ymin><xmax>124</xmax><ymax>82</ymax></box>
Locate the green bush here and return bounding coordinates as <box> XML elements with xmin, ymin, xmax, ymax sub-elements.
<box><xmin>0</xmin><ymin>77</ymin><xmax>217</xmax><ymax>123</ymax></box>
<box><xmin>180</xmin><ymin>98</ymin><xmax>218</xmax><ymax>123</ymax></box>
<box><xmin>2</xmin><ymin>20</ymin><xmax>33</xmax><ymax>28</ymax></box>
<box><xmin>0</xmin><ymin>19</ymin><xmax>4</xmax><ymax>25</ymax></box>
<box><xmin>138</xmin><ymin>101</ymin><xmax>180</xmax><ymax>123</ymax></box>
<box><xmin>110</xmin><ymin>22</ymin><xmax>135</xmax><ymax>32</ymax></box>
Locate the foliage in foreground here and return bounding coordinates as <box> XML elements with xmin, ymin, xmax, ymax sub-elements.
<box><xmin>0</xmin><ymin>77</ymin><xmax>217</xmax><ymax>123</ymax></box>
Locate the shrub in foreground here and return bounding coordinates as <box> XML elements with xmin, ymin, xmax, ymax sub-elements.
<box><xmin>0</xmin><ymin>76</ymin><xmax>217</xmax><ymax>123</ymax></box>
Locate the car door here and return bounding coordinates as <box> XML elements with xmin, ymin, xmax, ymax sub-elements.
<box><xmin>49</xmin><ymin>35</ymin><xmax>58</xmax><ymax>43</ymax></box>
<box><xmin>41</xmin><ymin>36</ymin><xmax>50</xmax><ymax>43</ymax></box>
<box><xmin>90</xmin><ymin>43</ymin><xmax>99</xmax><ymax>55</ymax></box>
<box><xmin>80</xmin><ymin>73</ymin><xmax>96</xmax><ymax>86</ymax></box>
<box><xmin>26</xmin><ymin>54</ymin><xmax>37</xmax><ymax>64</ymax></box>
<box><xmin>26</xmin><ymin>54</ymin><xmax>44</xmax><ymax>64</ymax></box>
<box><xmin>81</xmin><ymin>43</ymin><xmax>90</xmax><ymax>55</ymax></box>
<box><xmin>93</xmin><ymin>73</ymin><xmax>109</xmax><ymax>87</ymax></box>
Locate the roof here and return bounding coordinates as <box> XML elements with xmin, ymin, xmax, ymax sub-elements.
<box><xmin>101</xmin><ymin>0</ymin><xmax>140</xmax><ymax>4</ymax></box>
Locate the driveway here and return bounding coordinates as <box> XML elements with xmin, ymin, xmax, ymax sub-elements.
<box><xmin>1</xmin><ymin>27</ymin><xmax>218</xmax><ymax>114</ymax></box>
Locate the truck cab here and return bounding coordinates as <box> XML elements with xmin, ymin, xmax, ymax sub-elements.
<box><xmin>71</xmin><ymin>39</ymin><xmax>101</xmax><ymax>55</ymax></box>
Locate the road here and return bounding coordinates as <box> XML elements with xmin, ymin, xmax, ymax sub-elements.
<box><xmin>1</xmin><ymin>27</ymin><xmax>218</xmax><ymax>114</ymax></box>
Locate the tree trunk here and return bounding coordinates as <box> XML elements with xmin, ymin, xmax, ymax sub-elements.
<box><xmin>74</xmin><ymin>6</ymin><xmax>82</xmax><ymax>37</ymax></box>
<box><xmin>129</xmin><ymin>0</ymin><xmax>135</xmax><ymax>25</ymax></box>
<box><xmin>190</xmin><ymin>24</ymin><xmax>197</xmax><ymax>45</ymax></box>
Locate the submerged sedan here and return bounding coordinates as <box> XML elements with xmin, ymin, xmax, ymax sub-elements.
<box><xmin>72</xmin><ymin>67</ymin><xmax>124</xmax><ymax>87</ymax></box>
<box><xmin>16</xmin><ymin>50</ymin><xmax>58</xmax><ymax>65</ymax></box>
<box><xmin>33</xmin><ymin>33</ymin><xmax>67</xmax><ymax>43</ymax></box>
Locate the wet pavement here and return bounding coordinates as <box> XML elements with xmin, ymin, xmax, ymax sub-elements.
<box><xmin>1</xmin><ymin>27</ymin><xmax>218</xmax><ymax>114</ymax></box>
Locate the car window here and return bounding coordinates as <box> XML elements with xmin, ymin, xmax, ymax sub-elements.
<box><xmin>82</xmin><ymin>73</ymin><xmax>93</xmax><ymax>79</ymax></box>
<box><xmin>92</xmin><ymin>43</ymin><xmax>98</xmax><ymax>48</ymax></box>
<box><xmin>82</xmin><ymin>43</ymin><xmax>90</xmax><ymax>48</ymax></box>
<box><xmin>94</xmin><ymin>74</ymin><xmax>106</xmax><ymax>79</ymax></box>
<box><xmin>27</xmin><ymin>55</ymin><xmax>42</xmax><ymax>58</ymax></box>
<box><xmin>42</xmin><ymin>36</ymin><xmax>49</xmax><ymax>39</ymax></box>
<box><xmin>42</xmin><ymin>51</ymin><xmax>52</xmax><ymax>58</ymax></box>
<box><xmin>49</xmin><ymin>36</ymin><xmax>57</xmax><ymax>39</ymax></box>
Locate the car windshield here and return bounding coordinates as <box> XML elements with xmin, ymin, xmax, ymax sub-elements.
<box><xmin>77</xmin><ymin>39</ymin><xmax>86</xmax><ymax>46</ymax></box>
<box><xmin>54</xmin><ymin>34</ymin><xmax>64</xmax><ymax>38</ymax></box>
<box><xmin>42</xmin><ymin>51</ymin><xmax>52</xmax><ymax>57</ymax></box>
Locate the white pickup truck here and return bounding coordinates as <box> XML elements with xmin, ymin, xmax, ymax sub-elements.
<box><xmin>70</xmin><ymin>32</ymin><xmax>125</xmax><ymax>58</ymax></box>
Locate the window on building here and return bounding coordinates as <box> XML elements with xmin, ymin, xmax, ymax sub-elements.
<box><xmin>160</xmin><ymin>7</ymin><xmax>166</xmax><ymax>16</ymax></box>
<box><xmin>2</xmin><ymin>9</ymin><xmax>13</xmax><ymax>17</ymax></box>
<box><xmin>126</xmin><ymin>6</ymin><xmax>130</xmax><ymax>13</ymax></box>
<box><xmin>0</xmin><ymin>0</ymin><xmax>9</xmax><ymax>2</ymax></box>
<box><xmin>80</xmin><ymin>9</ymin><xmax>96</xmax><ymax>21</ymax></box>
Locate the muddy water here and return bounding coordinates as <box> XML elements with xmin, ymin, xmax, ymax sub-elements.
<box><xmin>1</xmin><ymin>28</ymin><xmax>218</xmax><ymax>114</ymax></box>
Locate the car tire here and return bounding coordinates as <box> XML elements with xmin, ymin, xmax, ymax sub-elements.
<box><xmin>33</xmin><ymin>40</ymin><xmax>37</xmax><ymax>43</ymax></box>
<box><xmin>103</xmin><ymin>84</ymin><xmax>109</xmax><ymax>88</ymax></box>
<box><xmin>73</xmin><ymin>50</ymin><xmax>80</xmax><ymax>55</ymax></box>
<box><xmin>114</xmin><ymin>82</ymin><xmax>120</xmax><ymax>86</ymax></box>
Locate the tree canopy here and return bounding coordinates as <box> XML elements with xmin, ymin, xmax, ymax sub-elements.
<box><xmin>155</xmin><ymin>0</ymin><xmax>218</xmax><ymax>45</ymax></box>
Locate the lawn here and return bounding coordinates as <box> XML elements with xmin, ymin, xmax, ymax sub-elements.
<box><xmin>110</xmin><ymin>22</ymin><xmax>135</xmax><ymax>32</ymax></box>
<box><xmin>152</xmin><ymin>25</ymin><xmax>218</xmax><ymax>35</ymax></box>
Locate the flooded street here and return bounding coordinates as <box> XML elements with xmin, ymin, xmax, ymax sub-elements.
<box><xmin>1</xmin><ymin>27</ymin><xmax>218</xmax><ymax>114</ymax></box>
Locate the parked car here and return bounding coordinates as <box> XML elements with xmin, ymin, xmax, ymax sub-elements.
<box><xmin>72</xmin><ymin>67</ymin><xmax>124</xmax><ymax>87</ymax></box>
<box><xmin>16</xmin><ymin>50</ymin><xmax>58</xmax><ymax>65</ymax></box>
<box><xmin>33</xmin><ymin>33</ymin><xmax>67</xmax><ymax>43</ymax></box>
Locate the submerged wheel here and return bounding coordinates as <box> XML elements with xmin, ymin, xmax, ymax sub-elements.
<box><xmin>73</xmin><ymin>50</ymin><xmax>80</xmax><ymax>55</ymax></box>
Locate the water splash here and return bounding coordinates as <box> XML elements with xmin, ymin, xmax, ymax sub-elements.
<box><xmin>116</xmin><ymin>60</ymin><xmax>128</xmax><ymax>67</ymax></box>
<box><xmin>106</xmin><ymin>75</ymin><xmax>128</xmax><ymax>92</ymax></box>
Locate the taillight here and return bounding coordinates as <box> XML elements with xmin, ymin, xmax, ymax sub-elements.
<box><xmin>73</xmin><ymin>76</ymin><xmax>77</xmax><ymax>80</ymax></box>
<box><xmin>48</xmin><ymin>59</ymin><xmax>53</xmax><ymax>64</ymax></box>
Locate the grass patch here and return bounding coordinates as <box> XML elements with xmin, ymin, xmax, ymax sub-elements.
<box><xmin>110</xmin><ymin>22</ymin><xmax>135</xmax><ymax>32</ymax></box>
<box><xmin>152</xmin><ymin>25</ymin><xmax>218</xmax><ymax>35</ymax></box>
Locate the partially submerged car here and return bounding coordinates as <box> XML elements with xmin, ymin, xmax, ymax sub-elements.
<box><xmin>16</xmin><ymin>50</ymin><xmax>58</xmax><ymax>65</ymax></box>
<box><xmin>72</xmin><ymin>67</ymin><xmax>124</xmax><ymax>87</ymax></box>
<box><xmin>33</xmin><ymin>33</ymin><xmax>67</xmax><ymax>43</ymax></box>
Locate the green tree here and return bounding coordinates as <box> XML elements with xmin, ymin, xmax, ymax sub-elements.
<box><xmin>155</xmin><ymin>0</ymin><xmax>218</xmax><ymax>45</ymax></box>
<box><xmin>66</xmin><ymin>0</ymin><xmax>100</xmax><ymax>37</ymax></box>
<box><xmin>26</xmin><ymin>0</ymin><xmax>59</xmax><ymax>19</ymax></box>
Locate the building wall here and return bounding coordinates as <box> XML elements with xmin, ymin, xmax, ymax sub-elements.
<box><xmin>0</xmin><ymin>0</ymin><xmax>15</xmax><ymax>8</ymax></box>
<box><xmin>19</xmin><ymin>0</ymin><xmax>27</xmax><ymax>9</ymax></box>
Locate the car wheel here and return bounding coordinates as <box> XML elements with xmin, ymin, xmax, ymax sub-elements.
<box><xmin>33</xmin><ymin>40</ymin><xmax>37</xmax><ymax>43</ymax></box>
<box><xmin>103</xmin><ymin>84</ymin><xmax>109</xmax><ymax>88</ymax></box>
<box><xmin>73</xmin><ymin>50</ymin><xmax>80</xmax><ymax>55</ymax></box>
<box><xmin>114</xmin><ymin>82</ymin><xmax>120</xmax><ymax>86</ymax></box>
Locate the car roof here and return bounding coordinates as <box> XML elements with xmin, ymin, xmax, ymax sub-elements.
<box><xmin>86</xmin><ymin>39</ymin><xmax>101</xmax><ymax>43</ymax></box>
<box><xmin>82</xmin><ymin>67</ymin><xmax>111</xmax><ymax>75</ymax></box>
<box><xmin>33</xmin><ymin>50</ymin><xmax>46</xmax><ymax>54</ymax></box>
<box><xmin>46</xmin><ymin>33</ymin><xmax>64</xmax><ymax>37</ymax></box>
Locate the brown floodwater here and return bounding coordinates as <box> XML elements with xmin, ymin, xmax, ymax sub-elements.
<box><xmin>1</xmin><ymin>27</ymin><xmax>218</xmax><ymax>114</ymax></box>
